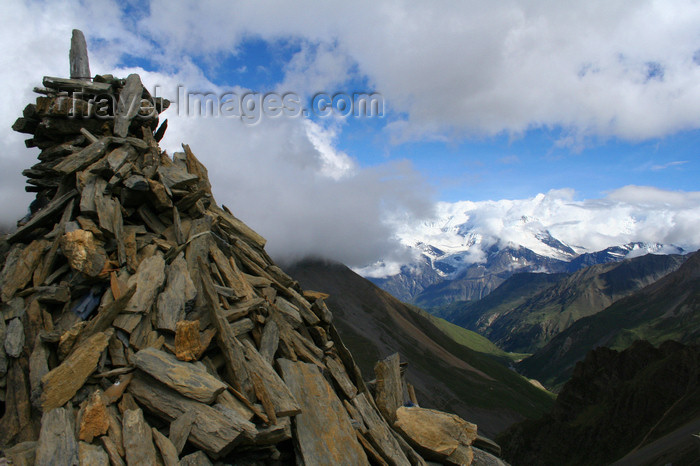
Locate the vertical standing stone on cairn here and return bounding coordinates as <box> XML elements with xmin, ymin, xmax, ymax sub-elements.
<box><xmin>113</xmin><ymin>74</ymin><xmax>144</xmax><ymax>137</ymax></box>
<box><xmin>70</xmin><ymin>29</ymin><xmax>91</xmax><ymax>80</ymax></box>
<box><xmin>374</xmin><ymin>353</ymin><xmax>403</xmax><ymax>424</ymax></box>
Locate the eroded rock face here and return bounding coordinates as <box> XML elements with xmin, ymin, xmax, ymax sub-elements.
<box><xmin>393</xmin><ymin>406</ymin><xmax>477</xmax><ymax>461</ymax></box>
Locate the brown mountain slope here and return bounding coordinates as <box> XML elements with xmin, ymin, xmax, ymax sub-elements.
<box><xmin>287</xmin><ymin>259</ymin><xmax>554</xmax><ymax>437</ymax></box>
<box><xmin>476</xmin><ymin>253</ymin><xmax>685</xmax><ymax>354</ymax></box>
<box><xmin>519</xmin><ymin>249</ymin><xmax>700</xmax><ymax>389</ymax></box>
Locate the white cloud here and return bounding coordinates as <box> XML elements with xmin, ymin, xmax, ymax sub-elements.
<box><xmin>303</xmin><ymin>120</ymin><xmax>356</xmax><ymax>180</ymax></box>
<box><xmin>156</xmin><ymin>93</ymin><xmax>434</xmax><ymax>267</ymax></box>
<box><xmin>353</xmin><ymin>260</ymin><xmax>406</xmax><ymax>279</ymax></box>
<box><xmin>135</xmin><ymin>0</ymin><xmax>700</xmax><ymax>143</ymax></box>
<box><xmin>397</xmin><ymin>187</ymin><xmax>700</xmax><ymax>269</ymax></box>
<box><xmin>650</xmin><ymin>160</ymin><xmax>688</xmax><ymax>171</ymax></box>
<box><xmin>605</xmin><ymin>185</ymin><xmax>700</xmax><ymax>209</ymax></box>
<box><xmin>279</xmin><ymin>41</ymin><xmax>358</xmax><ymax>99</ymax></box>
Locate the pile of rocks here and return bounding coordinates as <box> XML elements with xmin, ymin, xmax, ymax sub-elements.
<box><xmin>0</xmin><ymin>30</ymin><xmax>492</xmax><ymax>465</ymax></box>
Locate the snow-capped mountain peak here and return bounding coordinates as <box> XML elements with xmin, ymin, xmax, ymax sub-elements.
<box><xmin>364</xmin><ymin>195</ymin><xmax>688</xmax><ymax>306</ymax></box>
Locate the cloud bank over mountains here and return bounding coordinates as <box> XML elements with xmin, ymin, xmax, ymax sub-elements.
<box><xmin>360</xmin><ymin>186</ymin><xmax>700</xmax><ymax>276</ymax></box>
<box><xmin>1</xmin><ymin>1</ymin><xmax>700</xmax><ymax>269</ymax></box>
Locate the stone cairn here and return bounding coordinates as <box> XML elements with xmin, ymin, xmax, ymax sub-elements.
<box><xmin>0</xmin><ymin>30</ymin><xmax>488</xmax><ymax>465</ymax></box>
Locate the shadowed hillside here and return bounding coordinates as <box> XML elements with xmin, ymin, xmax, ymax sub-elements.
<box><xmin>288</xmin><ymin>259</ymin><xmax>554</xmax><ymax>437</ymax></box>
<box><xmin>499</xmin><ymin>340</ymin><xmax>700</xmax><ymax>466</ymax></box>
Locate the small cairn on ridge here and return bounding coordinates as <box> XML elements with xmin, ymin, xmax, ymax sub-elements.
<box><xmin>0</xmin><ymin>30</ymin><xmax>489</xmax><ymax>465</ymax></box>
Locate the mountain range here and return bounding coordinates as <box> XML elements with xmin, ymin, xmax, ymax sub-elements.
<box><xmin>363</xmin><ymin>209</ymin><xmax>700</xmax><ymax>398</ymax></box>
<box><xmin>435</xmin><ymin>253</ymin><xmax>686</xmax><ymax>354</ymax></box>
<box><xmin>519</xmin><ymin>248</ymin><xmax>700</xmax><ymax>389</ymax></box>
<box><xmin>366</xmin><ymin>211</ymin><xmax>684</xmax><ymax>308</ymax></box>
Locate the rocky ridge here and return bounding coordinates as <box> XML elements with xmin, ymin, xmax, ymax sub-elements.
<box><xmin>371</xmin><ymin>242</ymin><xmax>684</xmax><ymax>309</ymax></box>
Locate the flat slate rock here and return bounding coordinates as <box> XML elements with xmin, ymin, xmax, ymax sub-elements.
<box><xmin>79</xmin><ymin>441</ymin><xmax>109</xmax><ymax>466</ymax></box>
<box><xmin>43</xmin><ymin>76</ymin><xmax>111</xmax><ymax>93</ymax></box>
<box><xmin>352</xmin><ymin>392</ymin><xmax>412</xmax><ymax>466</ymax></box>
<box><xmin>53</xmin><ymin>138</ymin><xmax>109</xmax><ymax>174</ymax></box>
<box><xmin>241</xmin><ymin>339</ymin><xmax>300</xmax><ymax>417</ymax></box>
<box><xmin>1</xmin><ymin>240</ymin><xmax>48</xmax><ymax>301</ymax></box>
<box><xmin>258</xmin><ymin>320</ymin><xmax>279</xmax><ymax>364</ymax></box>
<box><xmin>4</xmin><ymin>318</ymin><xmax>25</xmax><ymax>358</ymax></box>
<box><xmin>123</xmin><ymin>408</ymin><xmax>157</xmax><ymax>466</ymax></box>
<box><xmin>100</xmin><ymin>429</ymin><xmax>125</xmax><ymax>466</ymax></box>
<box><xmin>156</xmin><ymin>253</ymin><xmax>196</xmax><ymax>332</ymax></box>
<box><xmin>471</xmin><ymin>447</ymin><xmax>507</xmax><ymax>466</ymax></box>
<box><xmin>69</xmin><ymin>29</ymin><xmax>91</xmax><ymax>80</ymax></box>
<box><xmin>40</xmin><ymin>330</ymin><xmax>112</xmax><ymax>411</ymax></box>
<box><xmin>7</xmin><ymin>190</ymin><xmax>78</xmax><ymax>243</ymax></box>
<box><xmin>28</xmin><ymin>338</ymin><xmax>48</xmax><ymax>405</ymax></box>
<box><xmin>393</xmin><ymin>406</ymin><xmax>477</xmax><ymax>460</ymax></box>
<box><xmin>279</xmin><ymin>358</ymin><xmax>369</xmax><ymax>466</ymax></box>
<box><xmin>157</xmin><ymin>164</ymin><xmax>199</xmax><ymax>190</ymax></box>
<box><xmin>169</xmin><ymin>409</ymin><xmax>197</xmax><ymax>455</ymax></box>
<box><xmin>152</xmin><ymin>427</ymin><xmax>180</xmax><ymax>466</ymax></box>
<box><xmin>4</xmin><ymin>441</ymin><xmax>39</xmax><ymax>465</ymax></box>
<box><xmin>198</xmin><ymin>257</ymin><xmax>253</xmax><ymax>400</ymax></box>
<box><xmin>128</xmin><ymin>374</ymin><xmax>253</xmax><ymax>458</ymax></box>
<box><xmin>35</xmin><ymin>407</ymin><xmax>79</xmax><ymax>466</ymax></box>
<box><xmin>325</xmin><ymin>356</ymin><xmax>358</xmax><ymax>400</ymax></box>
<box><xmin>209</xmin><ymin>244</ymin><xmax>255</xmax><ymax>300</ymax></box>
<box><xmin>374</xmin><ymin>353</ymin><xmax>403</xmax><ymax>424</ymax></box>
<box><xmin>180</xmin><ymin>450</ymin><xmax>214</xmax><ymax>466</ymax></box>
<box><xmin>114</xmin><ymin>74</ymin><xmax>143</xmax><ymax>138</ymax></box>
<box><xmin>0</xmin><ymin>317</ymin><xmax>7</xmax><ymax>377</ymax></box>
<box><xmin>132</xmin><ymin>347</ymin><xmax>226</xmax><ymax>403</ymax></box>
<box><xmin>124</xmin><ymin>253</ymin><xmax>166</xmax><ymax>314</ymax></box>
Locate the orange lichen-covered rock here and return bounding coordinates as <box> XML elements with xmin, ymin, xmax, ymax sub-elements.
<box><xmin>174</xmin><ymin>320</ymin><xmax>203</xmax><ymax>362</ymax></box>
<box><xmin>79</xmin><ymin>390</ymin><xmax>109</xmax><ymax>442</ymax></box>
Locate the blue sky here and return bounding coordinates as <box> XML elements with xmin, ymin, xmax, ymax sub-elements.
<box><xmin>334</xmin><ymin>124</ymin><xmax>700</xmax><ymax>203</ymax></box>
<box><xmin>1</xmin><ymin>0</ymin><xmax>700</xmax><ymax>267</ymax></box>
